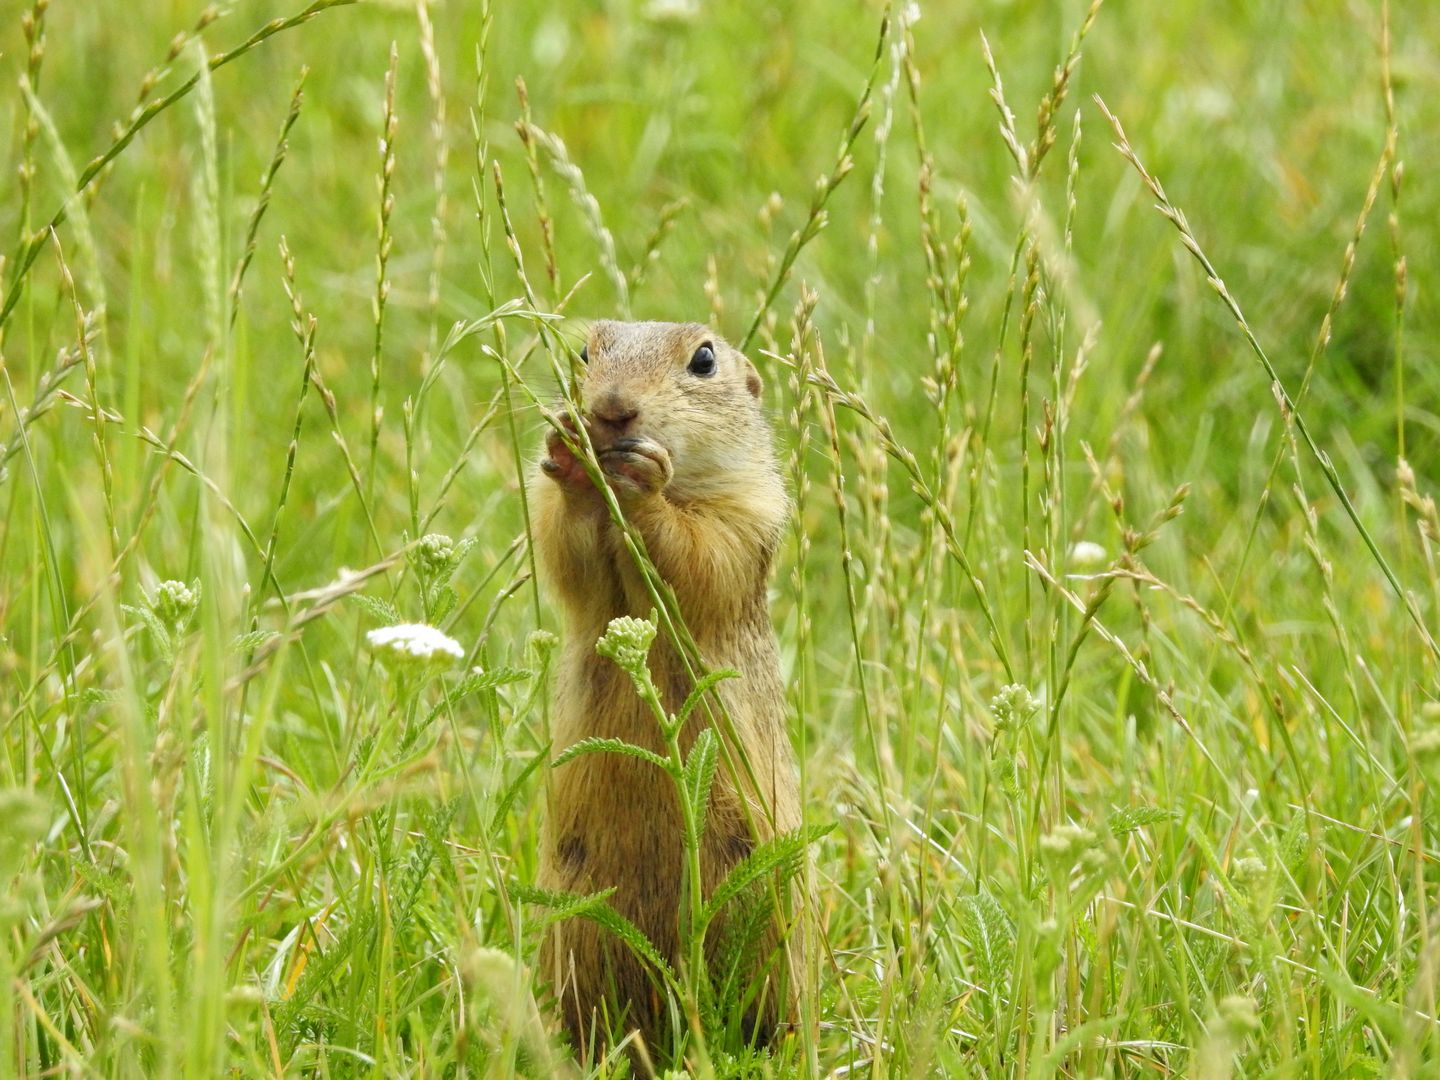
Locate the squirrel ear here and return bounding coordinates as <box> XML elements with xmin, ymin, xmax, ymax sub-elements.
<box><xmin>745</xmin><ymin>361</ymin><xmax>763</xmax><ymax>398</ymax></box>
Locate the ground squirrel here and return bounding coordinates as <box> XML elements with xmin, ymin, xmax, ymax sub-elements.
<box><xmin>531</xmin><ymin>320</ymin><xmax>802</xmax><ymax>1057</ymax></box>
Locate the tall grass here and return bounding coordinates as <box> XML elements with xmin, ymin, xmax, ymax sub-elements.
<box><xmin>1</xmin><ymin>0</ymin><xmax>1438</xmax><ymax>1076</ymax></box>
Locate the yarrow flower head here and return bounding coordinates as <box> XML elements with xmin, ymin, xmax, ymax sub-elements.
<box><xmin>527</xmin><ymin>629</ymin><xmax>559</xmax><ymax>659</ymax></box>
<box><xmin>1413</xmin><ymin>727</ymin><xmax>1440</xmax><ymax>759</ymax></box>
<box><xmin>415</xmin><ymin>533</ymin><xmax>456</xmax><ymax>574</ymax></box>
<box><xmin>596</xmin><ymin>615</ymin><xmax>658</xmax><ymax>681</ymax></box>
<box><xmin>1230</xmin><ymin>855</ymin><xmax>1268</xmax><ymax>888</ymax></box>
<box><xmin>1039</xmin><ymin>822</ymin><xmax>1098</xmax><ymax>867</ymax></box>
<box><xmin>410</xmin><ymin>532</ymin><xmax>474</xmax><ymax>586</ymax></box>
<box><xmin>1414</xmin><ymin>703</ymin><xmax>1440</xmax><ymax>765</ymax></box>
<box><xmin>150</xmin><ymin>579</ymin><xmax>199</xmax><ymax>633</ymax></box>
<box><xmin>1067</xmin><ymin>540</ymin><xmax>1108</xmax><ymax>569</ymax></box>
<box><xmin>0</xmin><ymin>788</ymin><xmax>48</xmax><ymax>849</ymax></box>
<box><xmin>991</xmin><ymin>683</ymin><xmax>1040</xmax><ymax>733</ymax></box>
<box><xmin>1214</xmin><ymin>994</ymin><xmax>1261</xmax><ymax>1038</ymax></box>
<box><xmin>642</xmin><ymin>0</ymin><xmax>700</xmax><ymax>23</ymax></box>
<box><xmin>366</xmin><ymin>623</ymin><xmax>464</xmax><ymax>672</ymax></box>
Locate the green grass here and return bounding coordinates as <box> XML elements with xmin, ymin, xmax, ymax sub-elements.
<box><xmin>2</xmin><ymin>0</ymin><xmax>1439</xmax><ymax>1075</ymax></box>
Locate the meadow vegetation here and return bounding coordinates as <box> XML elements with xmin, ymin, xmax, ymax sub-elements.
<box><xmin>1</xmin><ymin>0</ymin><xmax>1438</xmax><ymax>1075</ymax></box>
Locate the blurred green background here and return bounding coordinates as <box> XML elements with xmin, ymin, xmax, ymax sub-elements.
<box><xmin>10</xmin><ymin>0</ymin><xmax>1436</xmax><ymax>496</ymax></box>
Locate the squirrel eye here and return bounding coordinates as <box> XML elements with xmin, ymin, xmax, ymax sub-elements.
<box><xmin>688</xmin><ymin>343</ymin><xmax>716</xmax><ymax>377</ymax></box>
<box><xmin>578</xmin><ymin>344</ymin><xmax>589</xmax><ymax>365</ymax></box>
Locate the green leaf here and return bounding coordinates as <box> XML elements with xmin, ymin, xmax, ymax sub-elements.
<box><xmin>230</xmin><ymin>628</ymin><xmax>280</xmax><ymax>654</ymax></box>
<box><xmin>510</xmin><ymin>882</ymin><xmax>618</xmax><ymax>922</ymax></box>
<box><xmin>1107</xmin><ymin>804</ymin><xmax>1174</xmax><ymax>836</ymax></box>
<box><xmin>430</xmin><ymin>584</ymin><xmax>457</xmax><ymax>624</ymax></box>
<box><xmin>448</xmin><ymin>666</ymin><xmax>532</xmax><ymax>698</ymax></box>
<box><xmin>683</xmin><ymin>728</ymin><xmax>720</xmax><ymax>840</ymax></box>
<box><xmin>422</xmin><ymin>667</ymin><xmax>534</xmax><ymax>730</ymax></box>
<box><xmin>350</xmin><ymin>593</ymin><xmax>402</xmax><ymax>626</ymax></box>
<box><xmin>395</xmin><ymin>798</ymin><xmax>462</xmax><ymax>932</ymax></box>
<box><xmin>71</xmin><ymin>859</ymin><xmax>129</xmax><ymax>908</ymax></box>
<box><xmin>957</xmin><ymin>886</ymin><xmax>1014</xmax><ymax>993</ymax></box>
<box><xmin>1280</xmin><ymin>811</ymin><xmax>1311</xmax><ymax>877</ymax></box>
<box><xmin>703</xmin><ymin>870</ymin><xmax>779</xmax><ymax>1026</ymax></box>
<box><xmin>551</xmin><ymin>736</ymin><xmax>675</xmax><ymax>776</ymax></box>
<box><xmin>78</xmin><ymin>688</ymin><xmax>123</xmax><ymax>706</ymax></box>
<box><xmin>511</xmin><ymin>882</ymin><xmax>679</xmax><ymax>990</ymax></box>
<box><xmin>122</xmin><ymin>603</ymin><xmax>172</xmax><ymax>657</ymax></box>
<box><xmin>699</xmin><ymin>822</ymin><xmax>833</xmax><ymax>927</ymax></box>
<box><xmin>276</xmin><ymin>907</ymin><xmax>377</xmax><ymax>1041</ymax></box>
<box><xmin>676</xmin><ymin>668</ymin><xmax>740</xmax><ymax>726</ymax></box>
<box><xmin>490</xmin><ymin>744</ymin><xmax>550</xmax><ymax>837</ymax></box>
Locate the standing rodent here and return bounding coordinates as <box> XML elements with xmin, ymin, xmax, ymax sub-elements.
<box><xmin>531</xmin><ymin>320</ymin><xmax>802</xmax><ymax>1057</ymax></box>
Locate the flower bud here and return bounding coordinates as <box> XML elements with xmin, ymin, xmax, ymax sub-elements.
<box><xmin>150</xmin><ymin>579</ymin><xmax>199</xmax><ymax>632</ymax></box>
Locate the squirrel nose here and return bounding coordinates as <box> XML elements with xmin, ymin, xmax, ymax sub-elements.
<box><xmin>591</xmin><ymin>390</ymin><xmax>638</xmax><ymax>429</ymax></box>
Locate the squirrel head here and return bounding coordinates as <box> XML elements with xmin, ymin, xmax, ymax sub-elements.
<box><xmin>574</xmin><ymin>320</ymin><xmax>782</xmax><ymax>505</ymax></box>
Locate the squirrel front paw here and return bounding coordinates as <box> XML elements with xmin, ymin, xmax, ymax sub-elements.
<box><xmin>600</xmin><ymin>437</ymin><xmax>672</xmax><ymax>498</ymax></box>
<box><xmin>541</xmin><ymin>423</ymin><xmax>594</xmax><ymax>494</ymax></box>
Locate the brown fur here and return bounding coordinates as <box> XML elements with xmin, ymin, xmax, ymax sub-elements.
<box><xmin>531</xmin><ymin>321</ymin><xmax>801</xmax><ymax>1056</ymax></box>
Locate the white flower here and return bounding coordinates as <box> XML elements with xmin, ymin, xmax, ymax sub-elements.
<box><xmin>1412</xmin><ymin>726</ymin><xmax>1440</xmax><ymax>762</ymax></box>
<box><xmin>643</xmin><ymin>0</ymin><xmax>699</xmax><ymax>22</ymax></box>
<box><xmin>1038</xmin><ymin>822</ymin><xmax>1096</xmax><ymax>866</ymax></box>
<box><xmin>366</xmin><ymin>623</ymin><xmax>464</xmax><ymax>669</ymax></box>
<box><xmin>1068</xmin><ymin>541</ymin><xmax>1107</xmax><ymax>568</ymax></box>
